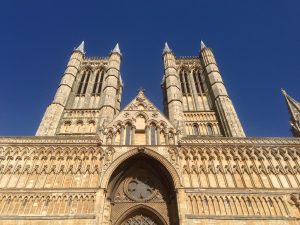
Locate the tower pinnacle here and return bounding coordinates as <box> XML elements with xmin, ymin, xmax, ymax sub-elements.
<box><xmin>200</xmin><ymin>40</ymin><xmax>206</xmax><ymax>51</ymax></box>
<box><xmin>163</xmin><ymin>42</ymin><xmax>172</xmax><ymax>54</ymax></box>
<box><xmin>112</xmin><ymin>43</ymin><xmax>121</xmax><ymax>55</ymax></box>
<box><xmin>281</xmin><ymin>89</ymin><xmax>300</xmax><ymax>137</ymax></box>
<box><xmin>75</xmin><ymin>41</ymin><xmax>85</xmax><ymax>53</ymax></box>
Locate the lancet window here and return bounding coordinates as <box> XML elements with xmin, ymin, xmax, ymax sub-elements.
<box><xmin>125</xmin><ymin>123</ymin><xmax>132</xmax><ymax>145</ymax></box>
<box><xmin>179</xmin><ymin>69</ymin><xmax>191</xmax><ymax>95</ymax></box>
<box><xmin>193</xmin><ymin>123</ymin><xmax>200</xmax><ymax>135</ymax></box>
<box><xmin>150</xmin><ymin>123</ymin><xmax>157</xmax><ymax>145</ymax></box>
<box><xmin>193</xmin><ymin>69</ymin><xmax>205</xmax><ymax>95</ymax></box>
<box><xmin>92</xmin><ymin>70</ymin><xmax>104</xmax><ymax>96</ymax></box>
<box><xmin>207</xmin><ymin>123</ymin><xmax>213</xmax><ymax>135</ymax></box>
<box><xmin>77</xmin><ymin>70</ymin><xmax>91</xmax><ymax>96</ymax></box>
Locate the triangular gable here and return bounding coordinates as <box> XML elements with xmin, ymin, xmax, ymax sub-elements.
<box><xmin>105</xmin><ymin>90</ymin><xmax>176</xmax><ymax>131</ymax></box>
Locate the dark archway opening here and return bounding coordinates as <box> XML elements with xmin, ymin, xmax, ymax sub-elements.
<box><xmin>107</xmin><ymin>153</ymin><xmax>179</xmax><ymax>225</ymax></box>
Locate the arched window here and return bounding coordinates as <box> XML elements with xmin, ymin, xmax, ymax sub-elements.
<box><xmin>77</xmin><ymin>70</ymin><xmax>91</xmax><ymax>96</ymax></box>
<box><xmin>179</xmin><ymin>70</ymin><xmax>191</xmax><ymax>95</ymax></box>
<box><xmin>88</xmin><ymin>120</ymin><xmax>95</xmax><ymax>132</ymax></box>
<box><xmin>77</xmin><ymin>71</ymin><xmax>86</xmax><ymax>95</ymax></box>
<box><xmin>193</xmin><ymin>123</ymin><xmax>200</xmax><ymax>135</ymax></box>
<box><xmin>77</xmin><ymin>120</ymin><xmax>83</xmax><ymax>133</ymax></box>
<box><xmin>62</xmin><ymin>121</ymin><xmax>71</xmax><ymax>133</ymax></box>
<box><xmin>125</xmin><ymin>123</ymin><xmax>132</xmax><ymax>145</ymax></box>
<box><xmin>92</xmin><ymin>70</ymin><xmax>104</xmax><ymax>96</ymax></box>
<box><xmin>150</xmin><ymin>123</ymin><xmax>157</xmax><ymax>145</ymax></box>
<box><xmin>193</xmin><ymin>70</ymin><xmax>205</xmax><ymax>95</ymax></box>
<box><xmin>207</xmin><ymin>124</ymin><xmax>213</xmax><ymax>135</ymax></box>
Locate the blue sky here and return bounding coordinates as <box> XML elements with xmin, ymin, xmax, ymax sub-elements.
<box><xmin>0</xmin><ymin>0</ymin><xmax>299</xmax><ymax>137</ymax></box>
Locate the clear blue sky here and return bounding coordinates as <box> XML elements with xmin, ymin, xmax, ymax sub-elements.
<box><xmin>0</xmin><ymin>0</ymin><xmax>299</xmax><ymax>137</ymax></box>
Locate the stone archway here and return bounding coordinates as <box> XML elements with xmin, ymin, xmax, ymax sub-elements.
<box><xmin>107</xmin><ymin>153</ymin><xmax>179</xmax><ymax>225</ymax></box>
<box><xmin>115</xmin><ymin>205</ymin><xmax>168</xmax><ymax>225</ymax></box>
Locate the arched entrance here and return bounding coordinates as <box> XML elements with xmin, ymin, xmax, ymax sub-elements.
<box><xmin>107</xmin><ymin>153</ymin><xmax>179</xmax><ymax>225</ymax></box>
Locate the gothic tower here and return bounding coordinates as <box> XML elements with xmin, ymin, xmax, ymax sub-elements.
<box><xmin>0</xmin><ymin>40</ymin><xmax>300</xmax><ymax>225</ymax></box>
<box><xmin>36</xmin><ymin>42</ymin><xmax>123</xmax><ymax>136</ymax></box>
<box><xmin>282</xmin><ymin>89</ymin><xmax>300</xmax><ymax>137</ymax></box>
<box><xmin>161</xmin><ymin>41</ymin><xmax>245</xmax><ymax>137</ymax></box>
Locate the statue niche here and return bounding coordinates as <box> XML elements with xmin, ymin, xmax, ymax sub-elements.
<box><xmin>107</xmin><ymin>154</ymin><xmax>179</xmax><ymax>225</ymax></box>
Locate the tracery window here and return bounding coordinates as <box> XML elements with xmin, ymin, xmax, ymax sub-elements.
<box><xmin>179</xmin><ymin>70</ymin><xmax>191</xmax><ymax>95</ymax></box>
<box><xmin>77</xmin><ymin>70</ymin><xmax>91</xmax><ymax>96</ymax></box>
<box><xmin>123</xmin><ymin>214</ymin><xmax>157</xmax><ymax>225</ymax></box>
<box><xmin>125</xmin><ymin>123</ymin><xmax>132</xmax><ymax>145</ymax></box>
<box><xmin>193</xmin><ymin>70</ymin><xmax>205</xmax><ymax>95</ymax></box>
<box><xmin>92</xmin><ymin>70</ymin><xmax>104</xmax><ymax>96</ymax></box>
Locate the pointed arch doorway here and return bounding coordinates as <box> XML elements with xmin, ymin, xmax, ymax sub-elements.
<box><xmin>107</xmin><ymin>153</ymin><xmax>179</xmax><ymax>225</ymax></box>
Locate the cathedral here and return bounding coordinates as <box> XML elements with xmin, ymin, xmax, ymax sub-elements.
<box><xmin>0</xmin><ymin>41</ymin><xmax>299</xmax><ymax>225</ymax></box>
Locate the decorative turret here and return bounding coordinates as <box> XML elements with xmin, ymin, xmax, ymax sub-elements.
<box><xmin>111</xmin><ymin>43</ymin><xmax>121</xmax><ymax>55</ymax></box>
<box><xmin>162</xmin><ymin>42</ymin><xmax>185</xmax><ymax>135</ymax></box>
<box><xmin>199</xmin><ymin>41</ymin><xmax>245</xmax><ymax>137</ymax></box>
<box><xmin>75</xmin><ymin>41</ymin><xmax>85</xmax><ymax>53</ymax></box>
<box><xmin>163</xmin><ymin>42</ymin><xmax>172</xmax><ymax>54</ymax></box>
<box><xmin>36</xmin><ymin>41</ymin><xmax>85</xmax><ymax>136</ymax></box>
<box><xmin>100</xmin><ymin>43</ymin><xmax>122</xmax><ymax>125</ymax></box>
<box><xmin>200</xmin><ymin>40</ymin><xmax>206</xmax><ymax>50</ymax></box>
<box><xmin>282</xmin><ymin>89</ymin><xmax>300</xmax><ymax>137</ymax></box>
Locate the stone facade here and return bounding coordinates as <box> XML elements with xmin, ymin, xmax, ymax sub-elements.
<box><xmin>0</xmin><ymin>41</ymin><xmax>299</xmax><ymax>225</ymax></box>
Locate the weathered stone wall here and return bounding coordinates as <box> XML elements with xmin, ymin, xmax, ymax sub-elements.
<box><xmin>0</xmin><ymin>137</ymin><xmax>299</xmax><ymax>225</ymax></box>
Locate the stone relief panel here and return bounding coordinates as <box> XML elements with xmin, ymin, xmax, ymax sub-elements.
<box><xmin>0</xmin><ymin>145</ymin><xmax>116</xmax><ymax>189</ymax></box>
<box><xmin>0</xmin><ymin>192</ymin><xmax>95</xmax><ymax>217</ymax></box>
<box><xmin>172</xmin><ymin>145</ymin><xmax>300</xmax><ymax>189</ymax></box>
<box><xmin>186</xmin><ymin>193</ymin><xmax>290</xmax><ymax>218</ymax></box>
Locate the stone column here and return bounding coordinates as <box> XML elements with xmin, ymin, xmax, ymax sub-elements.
<box><xmin>145</xmin><ymin>126</ymin><xmax>150</xmax><ymax>145</ymax></box>
<box><xmin>120</xmin><ymin>126</ymin><xmax>125</xmax><ymax>145</ymax></box>
<box><xmin>131</xmin><ymin>126</ymin><xmax>136</xmax><ymax>145</ymax></box>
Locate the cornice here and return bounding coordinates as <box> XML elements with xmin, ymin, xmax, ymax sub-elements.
<box><xmin>180</xmin><ymin>137</ymin><xmax>300</xmax><ymax>146</ymax></box>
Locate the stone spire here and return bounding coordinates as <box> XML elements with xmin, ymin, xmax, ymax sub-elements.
<box><xmin>75</xmin><ymin>41</ymin><xmax>85</xmax><ymax>53</ymax></box>
<box><xmin>281</xmin><ymin>89</ymin><xmax>300</xmax><ymax>137</ymax></box>
<box><xmin>163</xmin><ymin>42</ymin><xmax>172</xmax><ymax>54</ymax></box>
<box><xmin>112</xmin><ymin>43</ymin><xmax>121</xmax><ymax>55</ymax></box>
<box><xmin>200</xmin><ymin>40</ymin><xmax>206</xmax><ymax>51</ymax></box>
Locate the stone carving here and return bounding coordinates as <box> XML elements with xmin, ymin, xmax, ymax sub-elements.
<box><xmin>187</xmin><ymin>193</ymin><xmax>289</xmax><ymax>218</ymax></box>
<box><xmin>125</xmin><ymin>176</ymin><xmax>156</xmax><ymax>202</ymax></box>
<box><xmin>290</xmin><ymin>194</ymin><xmax>300</xmax><ymax>209</ymax></box>
<box><xmin>123</xmin><ymin>214</ymin><xmax>157</xmax><ymax>225</ymax></box>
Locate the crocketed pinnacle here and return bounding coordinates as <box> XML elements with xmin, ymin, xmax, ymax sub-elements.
<box><xmin>112</xmin><ymin>43</ymin><xmax>122</xmax><ymax>55</ymax></box>
<box><xmin>75</xmin><ymin>41</ymin><xmax>85</xmax><ymax>53</ymax></box>
<box><xmin>163</xmin><ymin>42</ymin><xmax>172</xmax><ymax>54</ymax></box>
<box><xmin>200</xmin><ymin>40</ymin><xmax>206</xmax><ymax>50</ymax></box>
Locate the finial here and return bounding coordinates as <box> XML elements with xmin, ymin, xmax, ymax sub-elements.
<box><xmin>138</xmin><ymin>88</ymin><xmax>145</xmax><ymax>94</ymax></box>
<box><xmin>200</xmin><ymin>40</ymin><xmax>206</xmax><ymax>51</ymax></box>
<box><xmin>112</xmin><ymin>43</ymin><xmax>122</xmax><ymax>55</ymax></box>
<box><xmin>75</xmin><ymin>41</ymin><xmax>85</xmax><ymax>53</ymax></box>
<box><xmin>163</xmin><ymin>42</ymin><xmax>172</xmax><ymax>54</ymax></box>
<box><xmin>281</xmin><ymin>88</ymin><xmax>287</xmax><ymax>95</ymax></box>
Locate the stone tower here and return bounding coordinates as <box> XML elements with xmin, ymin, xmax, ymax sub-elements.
<box><xmin>36</xmin><ymin>42</ymin><xmax>123</xmax><ymax>136</ymax></box>
<box><xmin>282</xmin><ymin>89</ymin><xmax>300</xmax><ymax>137</ymax></box>
<box><xmin>0</xmin><ymin>40</ymin><xmax>300</xmax><ymax>225</ymax></box>
<box><xmin>161</xmin><ymin>41</ymin><xmax>245</xmax><ymax>137</ymax></box>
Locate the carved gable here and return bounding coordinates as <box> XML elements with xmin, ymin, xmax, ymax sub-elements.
<box><xmin>99</xmin><ymin>90</ymin><xmax>178</xmax><ymax>145</ymax></box>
